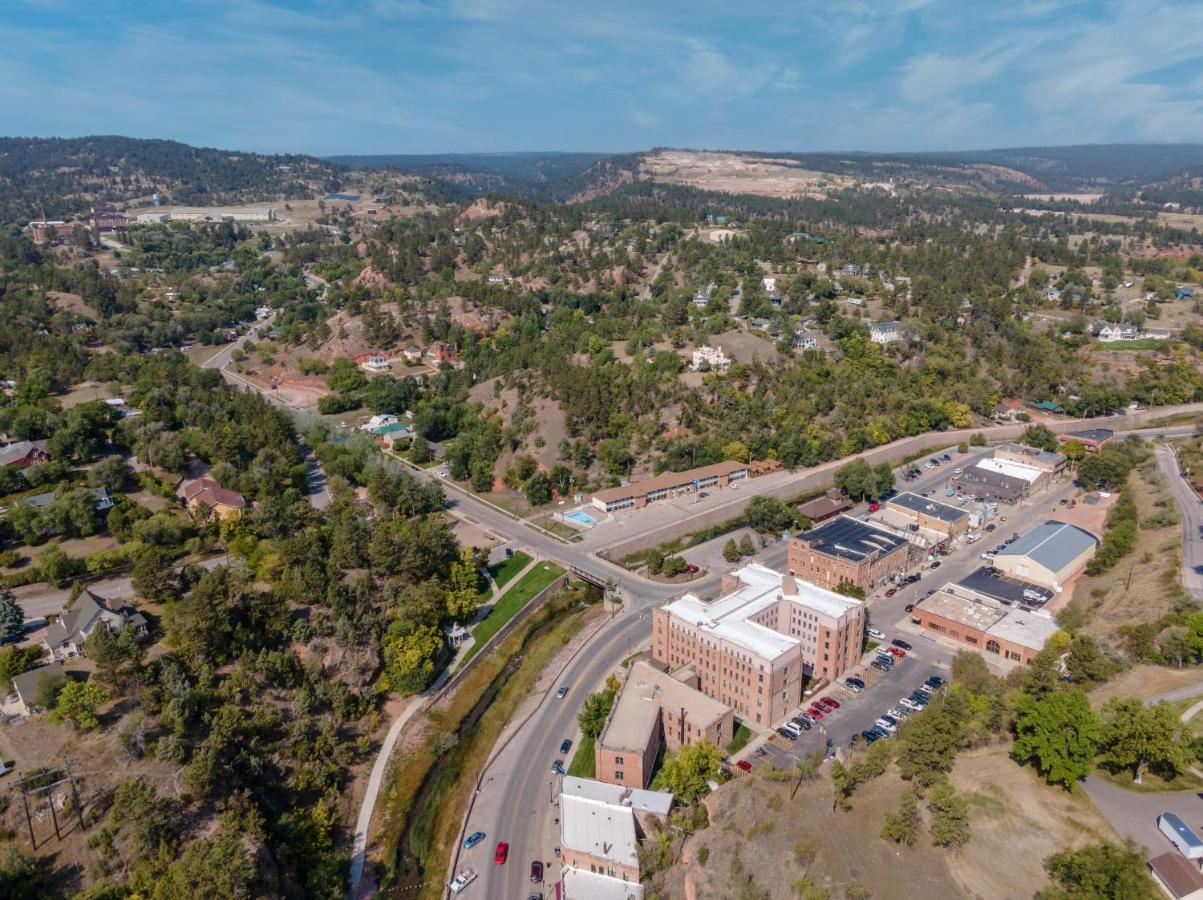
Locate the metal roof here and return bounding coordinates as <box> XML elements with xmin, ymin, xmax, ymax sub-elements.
<box><xmin>997</xmin><ymin>521</ymin><xmax>1098</xmax><ymax>573</ymax></box>
<box><xmin>887</xmin><ymin>491</ymin><xmax>968</xmax><ymax>524</ymax></box>
<box><xmin>797</xmin><ymin>515</ymin><xmax>908</xmax><ymax>562</ymax></box>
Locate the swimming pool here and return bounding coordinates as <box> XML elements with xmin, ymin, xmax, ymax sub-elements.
<box><xmin>565</xmin><ymin>510</ymin><xmax>596</xmax><ymax>526</ymax></box>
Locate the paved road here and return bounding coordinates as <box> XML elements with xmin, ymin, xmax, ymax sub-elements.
<box><xmin>1082</xmin><ymin>775</ymin><xmax>1203</xmax><ymax>856</ymax></box>
<box><xmin>1156</xmin><ymin>443</ymin><xmax>1203</xmax><ymax>599</ymax></box>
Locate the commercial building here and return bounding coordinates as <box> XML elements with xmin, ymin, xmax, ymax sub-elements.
<box><xmin>911</xmin><ymin>583</ymin><xmax>1060</xmax><ymax>665</ymax></box>
<box><xmin>1057</xmin><ymin>428</ymin><xmax>1114</xmax><ymax>454</ymax></box>
<box><xmin>992</xmin><ymin>442</ymin><xmax>1067</xmax><ymax>474</ymax></box>
<box><xmin>797</xmin><ymin>489</ymin><xmax>851</xmax><ymax>525</ymax></box>
<box><xmin>594</xmin><ymin>659</ymin><xmax>733</xmax><ymax>789</ymax></box>
<box><xmin>884</xmin><ymin>491</ymin><xmax>970</xmax><ymax>539</ymax></box>
<box><xmin>167</xmin><ymin>206</ymin><xmax>277</xmax><ymax>223</ymax></box>
<box><xmin>992</xmin><ymin>521</ymin><xmax>1099</xmax><ymax>591</ymax></box>
<box><xmin>91</xmin><ymin>204</ymin><xmax>129</xmax><ymax>232</ymax></box>
<box><xmin>591</xmin><ymin>461</ymin><xmax>750</xmax><ymax>513</ymax></box>
<box><xmin>787</xmin><ymin>515</ymin><xmax>910</xmax><ymax>592</ymax></box>
<box><xmin>559</xmin><ymin>776</ymin><xmax>673</xmax><ymax>900</ymax></box>
<box><xmin>954</xmin><ymin>458</ymin><xmax>1044</xmax><ymax>504</ymax></box>
<box><xmin>651</xmin><ymin>563</ymin><xmax>865</xmax><ymax>726</ymax></box>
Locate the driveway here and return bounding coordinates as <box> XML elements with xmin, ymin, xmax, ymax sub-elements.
<box><xmin>1082</xmin><ymin>776</ymin><xmax>1203</xmax><ymax>855</ymax></box>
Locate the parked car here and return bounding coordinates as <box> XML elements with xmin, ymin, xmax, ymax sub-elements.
<box><xmin>887</xmin><ymin>646</ymin><xmax>906</xmax><ymax>658</ymax></box>
<box><xmin>556</xmin><ymin>685</ymin><xmax>569</xmax><ymax>699</ymax></box>
<box><xmin>736</xmin><ymin>760</ymin><xmax>753</xmax><ymax>772</ymax></box>
<box><xmin>551</xmin><ymin>760</ymin><xmax>565</xmax><ymax>775</ymax></box>
<box><xmin>776</xmin><ymin>727</ymin><xmax>797</xmax><ymax>741</ymax></box>
<box><xmin>783</xmin><ymin>721</ymin><xmax>803</xmax><ymax>737</ymax></box>
<box><xmin>791</xmin><ymin>716</ymin><xmax>812</xmax><ymax>730</ymax></box>
<box><xmin>888</xmin><ymin>707</ymin><xmax>910</xmax><ymax>719</ymax></box>
<box><xmin>494</xmin><ymin>842</ymin><xmax>509</xmax><ymax>865</ymax></box>
<box><xmin>885</xmin><ymin>587</ymin><xmax>897</xmax><ymax>597</ymax></box>
<box><xmin>844</xmin><ymin>678</ymin><xmax>864</xmax><ymax>692</ymax></box>
<box><xmin>807</xmin><ymin>707</ymin><xmax>825</xmax><ymax>719</ymax></box>
<box><xmin>929</xmin><ymin>560</ymin><xmax>941</xmax><ymax>569</ymax></box>
<box><xmin>868</xmin><ymin>725</ymin><xmax>891</xmax><ymax>739</ymax></box>
<box><xmin>862</xmin><ymin>729</ymin><xmax>881</xmax><ymax>744</ymax></box>
<box><xmin>926</xmin><ymin>675</ymin><xmax>946</xmax><ymax>688</ymax></box>
<box><xmin>874</xmin><ymin>718</ymin><xmax>897</xmax><ymax>734</ymax></box>
<box><xmin>867</xmin><ymin>627</ymin><xmax>885</xmax><ymax>640</ymax></box>
<box><xmin>941</xmin><ymin>453</ymin><xmax>951</xmax><ymax>461</ymax></box>
<box><xmin>880</xmin><ymin>714</ymin><xmax>900</xmax><ymax>729</ymax></box>
<box><xmin>464</xmin><ymin>831</ymin><xmax>486</xmax><ymax>850</ymax></box>
<box><xmin>821</xmin><ymin>697</ymin><xmax>841</xmax><ymax>709</ymax></box>
<box><xmin>559</xmin><ymin>739</ymin><xmax>572</xmax><ymax>754</ymax></box>
<box><xmin>870</xmin><ymin>660</ymin><xmax>891</xmax><ymax>672</ymax></box>
<box><xmin>899</xmin><ymin>697</ymin><xmax>920</xmax><ymax>711</ymax></box>
<box><xmin>904</xmin><ymin>603</ymin><xmax>915</xmax><ymax>613</ymax></box>
<box><xmin>892</xmin><ymin>639</ymin><xmax>912</xmax><ymax>650</ymax></box>
<box><xmin>531</xmin><ymin>860</ymin><xmax>543</xmax><ymax>883</ymax></box>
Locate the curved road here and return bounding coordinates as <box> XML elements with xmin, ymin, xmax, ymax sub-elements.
<box><xmin>1156</xmin><ymin>443</ymin><xmax>1203</xmax><ymax>600</ymax></box>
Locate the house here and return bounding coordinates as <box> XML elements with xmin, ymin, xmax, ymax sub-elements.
<box><xmin>372</xmin><ymin>422</ymin><xmax>413</xmax><ymax>446</ymax></box>
<box><xmin>762</xmin><ymin>275</ymin><xmax>777</xmax><ymax>293</ymax></box>
<box><xmin>178</xmin><ymin>477</ymin><xmax>249</xmax><ymax>519</ymax></box>
<box><xmin>993</xmin><ymin>399</ymin><xmax>1026</xmax><ymax>422</ymax></box>
<box><xmin>403</xmin><ymin>346</ymin><xmax>423</xmax><ymax>363</ymax></box>
<box><xmin>869</xmin><ymin>321</ymin><xmax>903</xmax><ymax>345</ymax></box>
<box><xmin>1177</xmin><ymin>287</ymin><xmax>1196</xmax><ymax>301</ymax></box>
<box><xmin>843</xmin><ymin>263</ymin><xmax>861</xmax><ymax>276</ymax></box>
<box><xmin>1097</xmin><ymin>323</ymin><xmax>1139</xmax><ymax>342</ymax></box>
<box><xmin>793</xmin><ymin>331</ymin><xmax>819</xmax><ymax>350</ymax></box>
<box><xmin>1056</xmin><ymin>428</ymin><xmax>1114</xmax><ymax>454</ymax></box>
<box><xmin>486</xmin><ymin>274</ymin><xmax>510</xmax><ymax>286</ymax></box>
<box><xmin>750</xmin><ymin>317</ymin><xmax>771</xmax><ymax>331</ymax></box>
<box><xmin>796</xmin><ymin>488</ymin><xmax>851</xmax><ymax>525</ymax></box>
<box><xmin>594</xmin><ymin>659</ymin><xmax>733</xmax><ymax>788</ymax></box>
<box><xmin>10</xmin><ymin>662</ymin><xmax>71</xmax><ymax>716</ymax></box>
<box><xmin>1150</xmin><ymin>852</ymin><xmax>1203</xmax><ymax>899</ymax></box>
<box><xmin>1042</xmin><ymin>286</ymin><xmax>1062</xmax><ymax>303</ymax></box>
<box><xmin>992</xmin><ymin>521</ymin><xmax>1099</xmax><ymax>591</ymax></box>
<box><xmin>43</xmin><ymin>589</ymin><xmax>147</xmax><ymax>661</ymax></box>
<box><xmin>692</xmin><ymin>283</ymin><xmax>717</xmax><ymax>308</ymax></box>
<box><xmin>22</xmin><ymin>487</ymin><xmax>113</xmax><ymax>512</ymax></box>
<box><xmin>360</xmin><ymin>355</ymin><xmax>391</xmax><ymax>374</ymax></box>
<box><xmin>690</xmin><ymin>345</ymin><xmax>730</xmax><ymax>372</ymax></box>
<box><xmin>361</xmin><ymin>414</ymin><xmax>399</xmax><ymax>432</ymax></box>
<box><xmin>0</xmin><ymin>440</ymin><xmax>49</xmax><ymax>468</ymax></box>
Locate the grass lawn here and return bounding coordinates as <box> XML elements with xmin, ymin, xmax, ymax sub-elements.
<box><xmin>488</xmin><ymin>551</ymin><xmax>532</xmax><ymax>589</ymax></box>
<box><xmin>1093</xmin><ymin>764</ymin><xmax>1203</xmax><ymax>793</ymax></box>
<box><xmin>567</xmin><ymin>735</ymin><xmax>596</xmax><ymax>778</ymax></box>
<box><xmin>726</xmin><ymin>722</ymin><xmax>752</xmax><ymax>755</ymax></box>
<box><xmin>462</xmin><ymin>561</ymin><xmax>564</xmax><ymax>664</ymax></box>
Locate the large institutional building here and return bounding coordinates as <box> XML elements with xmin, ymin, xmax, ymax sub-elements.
<box><xmin>651</xmin><ymin>563</ymin><xmax>865</xmax><ymax>727</ymax></box>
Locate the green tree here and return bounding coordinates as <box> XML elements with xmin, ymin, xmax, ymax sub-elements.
<box><xmin>1099</xmin><ymin>698</ymin><xmax>1189</xmax><ymax>784</ymax></box>
<box><xmin>722</xmin><ymin>538</ymin><xmax>741</xmax><ymax>563</ymax></box>
<box><xmin>0</xmin><ymin>587</ymin><xmax>24</xmax><ymax>642</ymax></box>
<box><xmin>0</xmin><ymin>845</ymin><xmax>39</xmax><ymax>899</ymax></box>
<box><xmin>655</xmin><ymin>741</ymin><xmax>723</xmax><ymax>805</ymax></box>
<box><xmin>578</xmin><ymin>687</ymin><xmax>616</xmax><ymax>740</ymax></box>
<box><xmin>50</xmin><ymin>679</ymin><xmax>106</xmax><ymax>730</ymax></box>
<box><xmin>85</xmin><ymin>624</ymin><xmax>145</xmax><ymax>695</ymax></box>
<box><xmin>445</xmin><ymin>548</ymin><xmax>483</xmax><ymax>623</ymax></box>
<box><xmin>739</xmin><ymin>534</ymin><xmax>755</xmax><ymax>556</ymax></box>
<box><xmin>1037</xmin><ymin>840</ymin><xmax>1156</xmax><ymax>900</ymax></box>
<box><xmin>834</xmin><ymin>458</ymin><xmax>878</xmax><ymax>500</ymax></box>
<box><xmin>1012</xmin><ymin>690</ymin><xmax>1100</xmax><ymax>788</ymax></box>
<box><xmin>88</xmin><ymin>455</ymin><xmax>134</xmax><ymax>492</ymax></box>
<box><xmin>132</xmin><ymin>546</ymin><xmax>181</xmax><ymax>603</ymax></box>
<box><xmin>927</xmin><ymin>781</ymin><xmax>970</xmax><ymax>848</ymax></box>
<box><xmin>743</xmin><ymin>495</ymin><xmax>797</xmax><ymax>533</ymax></box>
<box><xmin>722</xmin><ymin>440</ymin><xmax>750</xmax><ymax>463</ymax></box>
<box><xmin>0</xmin><ymin>645</ymin><xmax>42</xmax><ymax>694</ymax></box>
<box><xmin>325</xmin><ymin>357</ymin><xmax>367</xmax><ymax>393</ymax></box>
<box><xmin>880</xmin><ymin>787</ymin><xmax>921</xmax><ymax>846</ymax></box>
<box><xmin>1021</xmin><ymin>424</ymin><xmax>1058</xmax><ymax>452</ymax></box>
<box><xmin>1064</xmin><ymin>634</ymin><xmax>1119</xmax><ymax>684</ymax></box>
<box><xmin>524</xmin><ymin>471</ymin><xmax>552</xmax><ymax>506</ymax></box>
<box><xmin>377</xmin><ymin>623</ymin><xmax>442</xmax><ymax>695</ymax></box>
<box><xmin>874</xmin><ymin>462</ymin><xmax>895</xmax><ymax>496</ymax></box>
<box><xmin>409</xmin><ymin>435</ymin><xmax>432</xmax><ymax>465</ymax></box>
<box><xmin>151</xmin><ymin>827</ymin><xmax>260</xmax><ymax>899</ymax></box>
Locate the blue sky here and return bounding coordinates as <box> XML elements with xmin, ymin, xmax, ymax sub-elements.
<box><xmin>5</xmin><ymin>0</ymin><xmax>1203</xmax><ymax>155</ymax></box>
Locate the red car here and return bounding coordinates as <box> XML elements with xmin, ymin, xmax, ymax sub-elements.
<box><xmin>821</xmin><ymin>697</ymin><xmax>840</xmax><ymax>709</ymax></box>
<box><xmin>494</xmin><ymin>842</ymin><xmax>509</xmax><ymax>865</ymax></box>
<box><xmin>868</xmin><ymin>501</ymin><xmax>880</xmax><ymax>512</ymax></box>
<box><xmin>885</xmin><ymin>587</ymin><xmax>897</xmax><ymax>597</ymax></box>
<box><xmin>531</xmin><ymin>860</ymin><xmax>543</xmax><ymax>883</ymax></box>
<box><xmin>807</xmin><ymin>707</ymin><xmax>825</xmax><ymax>719</ymax></box>
<box><xmin>887</xmin><ymin>647</ymin><xmax>907</xmax><ymax>659</ymax></box>
<box><xmin>736</xmin><ymin>759</ymin><xmax>753</xmax><ymax>772</ymax></box>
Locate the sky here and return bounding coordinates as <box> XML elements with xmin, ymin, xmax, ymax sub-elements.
<box><xmin>5</xmin><ymin>0</ymin><xmax>1203</xmax><ymax>156</ymax></box>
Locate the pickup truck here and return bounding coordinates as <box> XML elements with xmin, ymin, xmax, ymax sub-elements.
<box><xmin>450</xmin><ymin>870</ymin><xmax>478</xmax><ymax>894</ymax></box>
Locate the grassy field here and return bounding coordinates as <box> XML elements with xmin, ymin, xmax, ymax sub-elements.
<box><xmin>726</xmin><ymin>722</ymin><xmax>752</xmax><ymax>755</ymax></box>
<box><xmin>487</xmin><ymin>550</ymin><xmax>531</xmax><ymax>589</ymax></box>
<box><xmin>567</xmin><ymin>735</ymin><xmax>596</xmax><ymax>777</ymax></box>
<box><xmin>374</xmin><ymin>587</ymin><xmax>600</xmax><ymax>897</ymax></box>
<box><xmin>1091</xmin><ymin>338</ymin><xmax>1179</xmax><ymax>352</ymax></box>
<box><xmin>462</xmin><ymin>561</ymin><xmax>564</xmax><ymax>664</ymax></box>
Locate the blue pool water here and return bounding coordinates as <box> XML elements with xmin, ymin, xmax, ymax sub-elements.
<box><xmin>565</xmin><ymin>510</ymin><xmax>596</xmax><ymax>525</ymax></box>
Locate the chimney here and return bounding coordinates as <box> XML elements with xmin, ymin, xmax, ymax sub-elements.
<box><xmin>781</xmin><ymin>574</ymin><xmax>797</xmax><ymax>596</ymax></box>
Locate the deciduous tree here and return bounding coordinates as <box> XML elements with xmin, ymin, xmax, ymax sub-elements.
<box><xmin>1012</xmin><ymin>690</ymin><xmax>1100</xmax><ymax>788</ymax></box>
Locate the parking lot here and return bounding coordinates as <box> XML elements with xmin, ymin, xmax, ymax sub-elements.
<box><xmin>753</xmin><ymin>637</ymin><xmax>954</xmax><ymax>770</ymax></box>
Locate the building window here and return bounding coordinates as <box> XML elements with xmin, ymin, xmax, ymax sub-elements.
<box><xmin>986</xmin><ymin>639</ymin><xmax>1001</xmax><ymax>655</ymax></box>
<box><xmin>615</xmin><ymin>771</ymin><xmax>623</xmax><ymax>781</ymax></box>
<box><xmin>615</xmin><ymin>756</ymin><xmax>624</xmax><ymax>765</ymax></box>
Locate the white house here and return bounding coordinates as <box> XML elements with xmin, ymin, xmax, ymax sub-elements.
<box><xmin>793</xmin><ymin>331</ymin><xmax>819</xmax><ymax>350</ymax></box>
<box><xmin>361</xmin><ymin>414</ymin><xmax>399</xmax><ymax>432</ymax></box>
<box><xmin>360</xmin><ymin>355</ymin><xmax>391</xmax><ymax>374</ymax></box>
<box><xmin>1097</xmin><ymin>324</ymin><xmax>1139</xmax><ymax>343</ymax></box>
<box><xmin>870</xmin><ymin>321</ymin><xmax>903</xmax><ymax>345</ymax></box>
<box><xmin>762</xmin><ymin>275</ymin><xmax>777</xmax><ymax>293</ymax></box>
<box><xmin>691</xmin><ymin>345</ymin><xmax>731</xmax><ymax>372</ymax></box>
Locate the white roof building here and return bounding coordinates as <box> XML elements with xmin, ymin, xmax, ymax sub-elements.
<box><xmin>972</xmin><ymin>457</ymin><xmax>1045</xmax><ymax>484</ymax></box>
<box><xmin>869</xmin><ymin>321</ymin><xmax>902</xmax><ymax>344</ymax></box>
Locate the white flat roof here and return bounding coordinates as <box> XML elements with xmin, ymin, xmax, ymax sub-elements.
<box><xmin>973</xmin><ymin>457</ymin><xmax>1044</xmax><ymax>484</ymax></box>
<box><xmin>561</xmin><ymin>776</ymin><xmax>674</xmax><ymax>816</ymax></box>
<box><xmin>561</xmin><ymin>794</ymin><xmax>638</xmax><ymax>868</ymax></box>
<box><xmin>662</xmin><ymin>563</ymin><xmax>860</xmax><ymax>661</ymax></box>
<box><xmin>562</xmin><ymin>867</ymin><xmax>645</xmax><ymax>900</ymax></box>
<box><xmin>988</xmin><ymin>608</ymin><xmax>1060</xmax><ymax>651</ymax></box>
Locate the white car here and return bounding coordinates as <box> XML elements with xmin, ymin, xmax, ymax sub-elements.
<box><xmin>874</xmin><ymin>718</ymin><xmax>897</xmax><ymax>733</ymax></box>
<box><xmin>899</xmin><ymin>697</ymin><xmax>920</xmax><ymax>711</ymax></box>
<box><xmin>867</xmin><ymin>628</ymin><xmax>885</xmax><ymax>641</ymax></box>
<box><xmin>450</xmin><ymin>870</ymin><xmax>478</xmax><ymax>894</ymax></box>
<box><xmin>782</xmin><ymin>721</ymin><xmax>802</xmax><ymax>737</ymax></box>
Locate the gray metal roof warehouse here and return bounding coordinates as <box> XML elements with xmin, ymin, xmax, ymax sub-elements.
<box><xmin>802</xmin><ymin>515</ymin><xmax>908</xmax><ymax>561</ymax></box>
<box><xmin>1002</xmin><ymin>521</ymin><xmax>1098</xmax><ymax>571</ymax></box>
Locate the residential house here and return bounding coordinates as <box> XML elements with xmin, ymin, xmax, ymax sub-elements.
<box><xmin>402</xmin><ymin>346</ymin><xmax>423</xmax><ymax>363</ymax></box>
<box><xmin>762</xmin><ymin>275</ymin><xmax>777</xmax><ymax>293</ymax></box>
<box><xmin>22</xmin><ymin>487</ymin><xmax>113</xmax><ymax>513</ymax></box>
<box><xmin>792</xmin><ymin>330</ymin><xmax>819</xmax><ymax>350</ymax></box>
<box><xmin>360</xmin><ymin>414</ymin><xmax>399</xmax><ymax>432</ymax></box>
<box><xmin>693</xmin><ymin>282</ymin><xmax>717</xmax><ymax>308</ymax></box>
<box><xmin>178</xmin><ymin>477</ymin><xmax>249</xmax><ymax>519</ymax></box>
<box><xmin>0</xmin><ymin>440</ymin><xmax>49</xmax><ymax>468</ymax></box>
<box><xmin>43</xmin><ymin>589</ymin><xmax>147</xmax><ymax>661</ymax></box>
<box><xmin>1097</xmin><ymin>323</ymin><xmax>1139</xmax><ymax>342</ymax></box>
<box><xmin>1145</xmin><ymin>328</ymin><xmax>1173</xmax><ymax>341</ymax></box>
<box><xmin>690</xmin><ymin>345</ymin><xmax>730</xmax><ymax>372</ymax></box>
<box><xmin>10</xmin><ymin>662</ymin><xmax>70</xmax><ymax>716</ymax></box>
<box><xmin>869</xmin><ymin>321</ymin><xmax>903</xmax><ymax>345</ymax></box>
<box><xmin>360</xmin><ymin>354</ymin><xmax>391</xmax><ymax>374</ymax></box>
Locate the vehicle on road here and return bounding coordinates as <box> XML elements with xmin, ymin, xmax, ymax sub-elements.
<box><xmin>867</xmin><ymin>627</ymin><xmax>885</xmax><ymax>640</ymax></box>
<box><xmin>450</xmin><ymin>870</ymin><xmax>478</xmax><ymax>894</ymax></box>
<box><xmin>559</xmin><ymin>739</ymin><xmax>572</xmax><ymax>754</ymax></box>
<box><xmin>556</xmin><ymin>685</ymin><xmax>569</xmax><ymax>699</ymax></box>
<box><xmin>531</xmin><ymin>861</ymin><xmax>543</xmax><ymax>883</ymax></box>
<box><xmin>985</xmin><ymin>523</ymin><xmax>997</xmax><ymax>532</ymax></box>
<box><xmin>464</xmin><ymin>831</ymin><xmax>486</xmax><ymax>850</ymax></box>
<box><xmin>929</xmin><ymin>560</ymin><xmax>941</xmax><ymax>569</ymax></box>
<box><xmin>494</xmin><ymin>842</ymin><xmax>509</xmax><ymax>865</ymax></box>
<box><xmin>551</xmin><ymin>760</ymin><xmax>565</xmax><ymax>775</ymax></box>
<box><xmin>904</xmin><ymin>603</ymin><xmax>914</xmax><ymax>613</ymax></box>
<box><xmin>736</xmin><ymin>760</ymin><xmax>754</xmax><ymax>772</ymax></box>
<box><xmin>981</xmin><ymin>552</ymin><xmax>996</xmax><ymax>561</ymax></box>
<box><xmin>885</xmin><ymin>587</ymin><xmax>897</xmax><ymax>597</ymax></box>
<box><xmin>892</xmin><ymin>639</ymin><xmax>912</xmax><ymax>650</ymax></box>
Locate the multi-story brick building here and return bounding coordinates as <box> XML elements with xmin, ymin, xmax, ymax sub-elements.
<box><xmin>651</xmin><ymin>563</ymin><xmax>865</xmax><ymax>727</ymax></box>
<box><xmin>594</xmin><ymin>659</ymin><xmax>733</xmax><ymax>788</ymax></box>
<box><xmin>787</xmin><ymin>515</ymin><xmax>910</xmax><ymax>592</ymax></box>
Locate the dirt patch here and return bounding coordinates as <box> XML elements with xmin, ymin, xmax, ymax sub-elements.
<box><xmin>1089</xmin><ymin>664</ymin><xmax>1203</xmax><ymax>707</ymax></box>
<box><xmin>710</xmin><ymin>329</ymin><xmax>782</xmax><ymax>365</ymax></box>
<box><xmin>642</xmin><ymin>150</ymin><xmax>853</xmax><ymax>200</ymax></box>
<box><xmin>946</xmin><ymin>745</ymin><xmax>1119</xmax><ymax>898</ymax></box>
<box><xmin>56</xmin><ymin>381</ymin><xmax>121</xmax><ymax>408</ymax></box>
